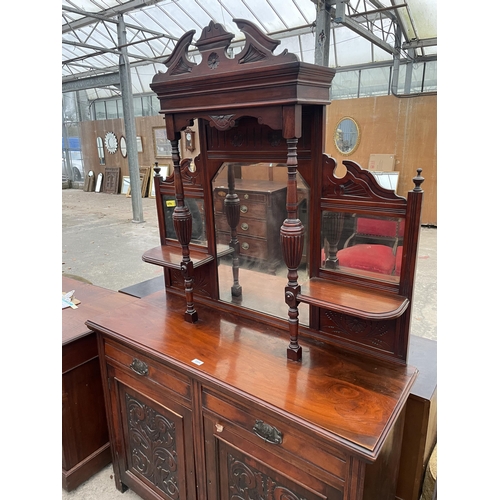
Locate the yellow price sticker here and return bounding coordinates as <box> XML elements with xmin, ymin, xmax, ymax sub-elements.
<box><xmin>166</xmin><ymin>200</ymin><xmax>176</xmax><ymax>207</ymax></box>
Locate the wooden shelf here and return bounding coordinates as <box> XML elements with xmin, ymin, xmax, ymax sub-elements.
<box><xmin>143</xmin><ymin>245</ymin><xmax>234</xmax><ymax>270</ymax></box>
<box><xmin>142</xmin><ymin>245</ymin><xmax>214</xmax><ymax>270</ymax></box>
<box><xmin>297</xmin><ymin>278</ymin><xmax>409</xmax><ymax>321</ymax></box>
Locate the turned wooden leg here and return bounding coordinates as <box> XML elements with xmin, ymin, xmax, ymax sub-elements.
<box><xmin>280</xmin><ymin>138</ymin><xmax>304</xmax><ymax>361</ymax></box>
<box><xmin>224</xmin><ymin>164</ymin><xmax>242</xmax><ymax>297</ymax></box>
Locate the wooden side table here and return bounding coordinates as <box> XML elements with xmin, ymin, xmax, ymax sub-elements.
<box><xmin>62</xmin><ymin>277</ymin><xmax>138</xmax><ymax>491</ymax></box>
<box><xmin>396</xmin><ymin>335</ymin><xmax>437</xmax><ymax>500</ymax></box>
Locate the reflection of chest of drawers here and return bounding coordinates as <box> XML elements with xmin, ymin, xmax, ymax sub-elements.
<box><xmin>213</xmin><ymin>180</ymin><xmax>287</xmax><ymax>272</ymax></box>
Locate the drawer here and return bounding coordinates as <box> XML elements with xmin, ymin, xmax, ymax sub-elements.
<box><xmin>202</xmin><ymin>387</ymin><xmax>347</xmax><ymax>482</ymax></box>
<box><xmin>214</xmin><ymin>190</ymin><xmax>268</xmax><ymax>219</ymax></box>
<box><xmin>104</xmin><ymin>339</ymin><xmax>192</xmax><ymax>402</ymax></box>
<box><xmin>215</xmin><ymin>214</ymin><xmax>268</xmax><ymax>239</ymax></box>
<box><xmin>216</xmin><ymin>232</ymin><xmax>269</xmax><ymax>259</ymax></box>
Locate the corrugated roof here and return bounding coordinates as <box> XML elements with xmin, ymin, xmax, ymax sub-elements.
<box><xmin>62</xmin><ymin>0</ymin><xmax>436</xmax><ymax>99</ymax></box>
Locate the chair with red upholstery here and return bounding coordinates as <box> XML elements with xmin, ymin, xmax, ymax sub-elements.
<box><xmin>337</xmin><ymin>216</ymin><xmax>404</xmax><ymax>276</ymax></box>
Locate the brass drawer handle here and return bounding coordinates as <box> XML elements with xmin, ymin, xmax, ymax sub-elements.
<box><xmin>253</xmin><ymin>420</ymin><xmax>282</xmax><ymax>445</ymax></box>
<box><xmin>241</xmin><ymin>222</ymin><xmax>249</xmax><ymax>231</ymax></box>
<box><xmin>241</xmin><ymin>242</ymin><xmax>250</xmax><ymax>250</ymax></box>
<box><xmin>240</xmin><ymin>205</ymin><xmax>248</xmax><ymax>214</ymax></box>
<box><xmin>130</xmin><ymin>358</ymin><xmax>149</xmax><ymax>376</ymax></box>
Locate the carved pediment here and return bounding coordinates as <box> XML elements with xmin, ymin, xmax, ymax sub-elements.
<box><xmin>152</xmin><ymin>18</ymin><xmax>298</xmax><ymax>83</ymax></box>
<box><xmin>322</xmin><ymin>157</ymin><xmax>407</xmax><ymax>205</ymax></box>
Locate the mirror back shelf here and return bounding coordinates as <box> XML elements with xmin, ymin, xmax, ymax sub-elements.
<box><xmin>145</xmin><ymin>17</ymin><xmax>424</xmax><ymax>364</ymax></box>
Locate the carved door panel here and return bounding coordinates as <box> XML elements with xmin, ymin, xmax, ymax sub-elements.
<box><xmin>204</xmin><ymin>415</ymin><xmax>343</xmax><ymax>500</ymax></box>
<box><xmin>108</xmin><ymin>365</ymin><xmax>197</xmax><ymax>500</ymax></box>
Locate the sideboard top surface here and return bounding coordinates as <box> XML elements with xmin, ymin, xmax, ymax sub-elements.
<box><xmin>62</xmin><ymin>276</ymin><xmax>138</xmax><ymax>346</ymax></box>
<box><xmin>86</xmin><ymin>290</ymin><xmax>417</xmax><ymax>460</ymax></box>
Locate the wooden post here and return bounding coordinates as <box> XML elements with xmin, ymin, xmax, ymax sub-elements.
<box><xmin>280</xmin><ymin>137</ymin><xmax>304</xmax><ymax>361</ymax></box>
<box><xmin>171</xmin><ymin>137</ymin><xmax>198</xmax><ymax>323</ymax></box>
<box><xmin>224</xmin><ymin>163</ymin><xmax>242</xmax><ymax>297</ymax></box>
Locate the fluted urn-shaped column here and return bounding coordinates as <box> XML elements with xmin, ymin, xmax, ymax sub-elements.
<box><xmin>171</xmin><ymin>138</ymin><xmax>198</xmax><ymax>323</ymax></box>
<box><xmin>280</xmin><ymin>138</ymin><xmax>304</xmax><ymax>361</ymax></box>
<box><xmin>322</xmin><ymin>212</ymin><xmax>345</xmax><ymax>269</ymax></box>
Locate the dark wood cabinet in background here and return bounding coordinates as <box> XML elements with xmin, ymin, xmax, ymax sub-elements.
<box><xmin>62</xmin><ymin>277</ymin><xmax>138</xmax><ymax>491</ymax></box>
<box><xmin>214</xmin><ymin>179</ymin><xmax>287</xmax><ymax>273</ymax></box>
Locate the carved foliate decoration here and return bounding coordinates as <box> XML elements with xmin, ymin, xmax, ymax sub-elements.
<box><xmin>170</xmin><ymin>269</ymin><xmax>212</xmax><ymax>297</ymax></box>
<box><xmin>228</xmin><ymin>454</ymin><xmax>308</xmax><ymax>500</ymax></box>
<box><xmin>209</xmin><ymin>114</ymin><xmax>236</xmax><ymax>131</ymax></box>
<box><xmin>321</xmin><ymin>310</ymin><xmax>394</xmax><ymax>352</ymax></box>
<box><xmin>125</xmin><ymin>393</ymin><xmax>179</xmax><ymax>498</ymax></box>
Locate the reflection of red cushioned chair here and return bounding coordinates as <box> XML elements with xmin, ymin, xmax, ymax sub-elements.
<box><xmin>337</xmin><ymin>216</ymin><xmax>403</xmax><ymax>276</ymax></box>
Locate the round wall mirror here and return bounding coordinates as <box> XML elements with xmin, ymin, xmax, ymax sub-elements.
<box><xmin>334</xmin><ymin>117</ymin><xmax>360</xmax><ymax>155</ymax></box>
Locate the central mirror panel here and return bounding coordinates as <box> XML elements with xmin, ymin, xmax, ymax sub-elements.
<box><xmin>212</xmin><ymin>162</ymin><xmax>310</xmax><ymax>323</ymax></box>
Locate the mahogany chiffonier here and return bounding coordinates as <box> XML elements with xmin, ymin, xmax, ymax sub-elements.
<box><xmin>62</xmin><ymin>276</ymin><xmax>138</xmax><ymax>491</ymax></box>
<box><xmin>87</xmin><ymin>18</ymin><xmax>427</xmax><ymax>500</ymax></box>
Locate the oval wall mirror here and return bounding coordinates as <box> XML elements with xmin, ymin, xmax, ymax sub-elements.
<box><xmin>120</xmin><ymin>136</ymin><xmax>127</xmax><ymax>157</ymax></box>
<box><xmin>96</xmin><ymin>136</ymin><xmax>105</xmax><ymax>165</ymax></box>
<box><xmin>334</xmin><ymin>117</ymin><xmax>360</xmax><ymax>155</ymax></box>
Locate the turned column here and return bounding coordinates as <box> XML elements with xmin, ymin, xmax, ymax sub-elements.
<box><xmin>171</xmin><ymin>136</ymin><xmax>198</xmax><ymax>323</ymax></box>
<box><xmin>322</xmin><ymin>212</ymin><xmax>345</xmax><ymax>269</ymax></box>
<box><xmin>224</xmin><ymin>163</ymin><xmax>242</xmax><ymax>297</ymax></box>
<box><xmin>280</xmin><ymin>137</ymin><xmax>304</xmax><ymax>361</ymax></box>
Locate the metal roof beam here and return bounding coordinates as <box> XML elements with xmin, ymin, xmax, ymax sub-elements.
<box><xmin>62</xmin><ymin>73</ymin><xmax>121</xmax><ymax>93</ymax></box>
<box><xmin>402</xmin><ymin>37</ymin><xmax>437</xmax><ymax>50</ymax></box>
<box><xmin>62</xmin><ymin>0</ymin><xmax>166</xmax><ymax>33</ymax></box>
<box><xmin>333</xmin><ymin>0</ymin><xmax>396</xmax><ymax>55</ymax></box>
<box><xmin>62</xmin><ymin>4</ymin><xmax>177</xmax><ymax>41</ymax></box>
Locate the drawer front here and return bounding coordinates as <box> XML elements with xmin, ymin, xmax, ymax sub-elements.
<box><xmin>202</xmin><ymin>388</ymin><xmax>347</xmax><ymax>483</ymax></box>
<box><xmin>214</xmin><ymin>192</ymin><xmax>269</xmax><ymax>220</ymax></box>
<box><xmin>216</xmin><ymin>232</ymin><xmax>269</xmax><ymax>259</ymax></box>
<box><xmin>215</xmin><ymin>214</ymin><xmax>268</xmax><ymax>239</ymax></box>
<box><xmin>104</xmin><ymin>339</ymin><xmax>192</xmax><ymax>403</ymax></box>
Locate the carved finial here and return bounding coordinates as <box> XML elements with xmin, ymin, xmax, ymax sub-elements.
<box><xmin>195</xmin><ymin>20</ymin><xmax>234</xmax><ymax>52</ymax></box>
<box><xmin>154</xmin><ymin>161</ymin><xmax>160</xmax><ymax>176</ymax></box>
<box><xmin>412</xmin><ymin>168</ymin><xmax>424</xmax><ymax>192</ymax></box>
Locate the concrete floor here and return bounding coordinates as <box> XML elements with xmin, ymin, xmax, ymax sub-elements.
<box><xmin>61</xmin><ymin>188</ymin><xmax>437</xmax><ymax>499</ymax></box>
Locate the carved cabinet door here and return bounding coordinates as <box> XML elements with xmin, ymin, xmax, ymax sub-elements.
<box><xmin>106</xmin><ymin>363</ymin><xmax>197</xmax><ymax>500</ymax></box>
<box><xmin>203</xmin><ymin>413</ymin><xmax>344</xmax><ymax>500</ymax></box>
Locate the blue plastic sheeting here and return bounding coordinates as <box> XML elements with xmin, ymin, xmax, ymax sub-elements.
<box><xmin>62</xmin><ymin>137</ymin><xmax>81</xmax><ymax>150</ymax></box>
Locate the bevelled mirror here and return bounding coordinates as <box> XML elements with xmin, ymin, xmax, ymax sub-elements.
<box><xmin>212</xmin><ymin>162</ymin><xmax>310</xmax><ymax>324</ymax></box>
<box><xmin>334</xmin><ymin>117</ymin><xmax>360</xmax><ymax>155</ymax></box>
<box><xmin>321</xmin><ymin>211</ymin><xmax>404</xmax><ymax>284</ymax></box>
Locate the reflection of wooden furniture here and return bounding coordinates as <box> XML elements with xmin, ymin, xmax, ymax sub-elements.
<box><xmin>214</xmin><ymin>179</ymin><xmax>287</xmax><ymax>273</ymax></box>
<box><xmin>62</xmin><ymin>277</ymin><xmax>138</xmax><ymax>491</ymax></box>
<box><xmin>88</xmin><ymin>290</ymin><xmax>416</xmax><ymax>500</ymax></box>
